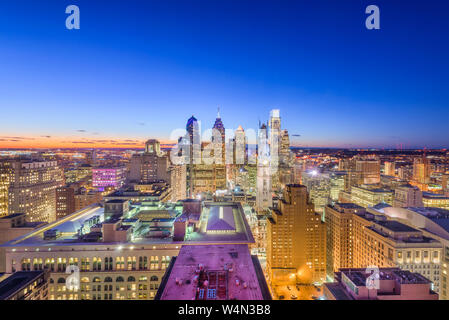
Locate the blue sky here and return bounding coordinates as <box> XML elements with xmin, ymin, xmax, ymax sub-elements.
<box><xmin>0</xmin><ymin>0</ymin><xmax>448</xmax><ymax>148</ymax></box>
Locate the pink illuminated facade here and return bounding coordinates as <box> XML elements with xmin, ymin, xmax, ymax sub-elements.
<box><xmin>92</xmin><ymin>167</ymin><xmax>126</xmax><ymax>189</ymax></box>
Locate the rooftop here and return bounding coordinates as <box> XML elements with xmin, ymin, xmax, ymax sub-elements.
<box><xmin>0</xmin><ymin>271</ymin><xmax>45</xmax><ymax>300</ymax></box>
<box><xmin>1</xmin><ymin>201</ymin><xmax>254</xmax><ymax>247</ymax></box>
<box><xmin>155</xmin><ymin>244</ymin><xmax>270</xmax><ymax>300</ymax></box>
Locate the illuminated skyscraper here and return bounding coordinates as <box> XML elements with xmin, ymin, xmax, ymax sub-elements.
<box><xmin>211</xmin><ymin>108</ymin><xmax>226</xmax><ymax>190</ymax></box>
<box><xmin>325</xmin><ymin>203</ymin><xmax>365</xmax><ymax>279</ymax></box>
<box><xmin>413</xmin><ymin>155</ymin><xmax>431</xmax><ymax>184</ymax></box>
<box><xmin>355</xmin><ymin>156</ymin><xmax>380</xmax><ymax>184</ymax></box>
<box><xmin>384</xmin><ymin>161</ymin><xmax>396</xmax><ymax>176</ymax></box>
<box><xmin>0</xmin><ymin>160</ymin><xmax>64</xmax><ymax>222</ymax></box>
<box><xmin>267</xmin><ymin>184</ymin><xmax>326</xmax><ymax>285</ymax></box>
<box><xmin>256</xmin><ymin>123</ymin><xmax>272</xmax><ymax>212</ymax></box>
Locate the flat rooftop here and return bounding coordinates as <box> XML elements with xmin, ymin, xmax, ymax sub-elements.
<box><xmin>1</xmin><ymin>202</ymin><xmax>254</xmax><ymax>248</ymax></box>
<box><xmin>375</xmin><ymin>220</ymin><xmax>418</xmax><ymax>233</ymax></box>
<box><xmin>340</xmin><ymin>268</ymin><xmax>431</xmax><ymax>286</ymax></box>
<box><xmin>0</xmin><ymin>271</ymin><xmax>44</xmax><ymax>300</ymax></box>
<box><xmin>156</xmin><ymin>244</ymin><xmax>270</xmax><ymax>300</ymax></box>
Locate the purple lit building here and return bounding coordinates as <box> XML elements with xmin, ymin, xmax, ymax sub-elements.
<box><xmin>92</xmin><ymin>167</ymin><xmax>126</xmax><ymax>189</ymax></box>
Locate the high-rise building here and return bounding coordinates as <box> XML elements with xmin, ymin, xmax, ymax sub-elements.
<box><xmin>129</xmin><ymin>140</ymin><xmax>169</xmax><ymax>184</ymax></box>
<box><xmin>211</xmin><ymin>109</ymin><xmax>226</xmax><ymax>191</ymax></box>
<box><xmin>301</xmin><ymin>171</ymin><xmax>330</xmax><ymax>217</ymax></box>
<box><xmin>355</xmin><ymin>157</ymin><xmax>381</xmax><ymax>184</ymax></box>
<box><xmin>413</xmin><ymin>156</ymin><xmax>431</xmax><ymax>184</ymax></box>
<box><xmin>325</xmin><ymin>203</ymin><xmax>365</xmax><ymax>279</ymax></box>
<box><xmin>169</xmin><ymin>165</ymin><xmax>187</xmax><ymax>201</ymax></box>
<box><xmin>56</xmin><ymin>186</ymin><xmax>76</xmax><ymax>219</ymax></box>
<box><xmin>0</xmin><ymin>160</ymin><xmax>64</xmax><ymax>222</ymax></box>
<box><xmin>394</xmin><ymin>185</ymin><xmax>423</xmax><ymax>207</ymax></box>
<box><xmin>384</xmin><ymin>161</ymin><xmax>396</xmax><ymax>176</ymax></box>
<box><xmin>267</xmin><ymin>184</ymin><xmax>326</xmax><ymax>285</ymax></box>
<box><xmin>256</xmin><ymin>124</ymin><xmax>272</xmax><ymax>212</ymax></box>
<box><xmin>329</xmin><ymin>172</ymin><xmax>346</xmax><ymax>203</ymax></box>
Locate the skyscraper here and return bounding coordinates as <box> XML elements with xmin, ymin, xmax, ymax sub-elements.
<box><xmin>384</xmin><ymin>161</ymin><xmax>396</xmax><ymax>176</ymax></box>
<box><xmin>413</xmin><ymin>155</ymin><xmax>431</xmax><ymax>185</ymax></box>
<box><xmin>256</xmin><ymin>123</ymin><xmax>272</xmax><ymax>212</ymax></box>
<box><xmin>211</xmin><ymin>108</ymin><xmax>226</xmax><ymax>190</ymax></box>
<box><xmin>267</xmin><ymin>184</ymin><xmax>326</xmax><ymax>285</ymax></box>
<box><xmin>0</xmin><ymin>160</ymin><xmax>64</xmax><ymax>222</ymax></box>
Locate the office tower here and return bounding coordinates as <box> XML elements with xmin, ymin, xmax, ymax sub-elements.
<box><xmin>155</xmin><ymin>244</ymin><xmax>271</xmax><ymax>300</ymax></box>
<box><xmin>398</xmin><ymin>165</ymin><xmax>413</xmax><ymax>181</ymax></box>
<box><xmin>278</xmin><ymin>129</ymin><xmax>293</xmax><ymax>187</ymax></box>
<box><xmin>325</xmin><ymin>203</ymin><xmax>365</xmax><ymax>279</ymax></box>
<box><xmin>301</xmin><ymin>171</ymin><xmax>330</xmax><ymax>217</ymax></box>
<box><xmin>329</xmin><ymin>172</ymin><xmax>346</xmax><ymax>202</ymax></box>
<box><xmin>129</xmin><ymin>140</ymin><xmax>169</xmax><ymax>184</ymax></box>
<box><xmin>234</xmin><ymin>125</ymin><xmax>246</xmax><ymax>165</ymax></box>
<box><xmin>267</xmin><ymin>184</ymin><xmax>326</xmax><ymax>285</ymax></box>
<box><xmin>56</xmin><ymin>186</ymin><xmax>76</xmax><ymax>219</ymax></box>
<box><xmin>394</xmin><ymin>185</ymin><xmax>423</xmax><ymax>207</ymax></box>
<box><xmin>413</xmin><ymin>155</ymin><xmax>431</xmax><ymax>184</ymax></box>
<box><xmin>384</xmin><ymin>161</ymin><xmax>396</xmax><ymax>176</ymax></box>
<box><xmin>92</xmin><ymin>167</ymin><xmax>126</xmax><ymax>190</ymax></box>
<box><xmin>324</xmin><ymin>268</ymin><xmax>438</xmax><ymax>300</ymax></box>
<box><xmin>211</xmin><ymin>109</ymin><xmax>226</xmax><ymax>190</ymax></box>
<box><xmin>0</xmin><ymin>160</ymin><xmax>64</xmax><ymax>222</ymax></box>
<box><xmin>355</xmin><ymin>156</ymin><xmax>381</xmax><ymax>184</ymax></box>
<box><xmin>279</xmin><ymin>130</ymin><xmax>290</xmax><ymax>165</ymax></box>
<box><xmin>185</xmin><ymin>115</ymin><xmax>200</xmax><ymax>197</ymax></box>
<box><xmin>256</xmin><ymin>124</ymin><xmax>272</xmax><ymax>212</ymax></box>
<box><xmin>169</xmin><ymin>164</ymin><xmax>187</xmax><ymax>201</ymax></box>
<box><xmin>268</xmin><ymin>110</ymin><xmax>281</xmax><ymax>189</ymax></box>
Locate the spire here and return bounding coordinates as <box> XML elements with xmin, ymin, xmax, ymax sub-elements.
<box><xmin>217</xmin><ymin>106</ymin><xmax>221</xmax><ymax>119</ymax></box>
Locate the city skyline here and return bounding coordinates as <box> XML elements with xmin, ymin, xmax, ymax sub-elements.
<box><xmin>0</xmin><ymin>0</ymin><xmax>448</xmax><ymax>149</ymax></box>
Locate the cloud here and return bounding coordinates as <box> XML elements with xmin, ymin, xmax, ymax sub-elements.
<box><xmin>41</xmin><ymin>135</ymin><xmax>51</xmax><ymax>138</ymax></box>
<box><xmin>76</xmin><ymin>130</ymin><xmax>87</xmax><ymax>133</ymax></box>
<box><xmin>138</xmin><ymin>122</ymin><xmax>146</xmax><ymax>126</ymax></box>
<box><xmin>0</xmin><ymin>136</ymin><xmax>35</xmax><ymax>140</ymax></box>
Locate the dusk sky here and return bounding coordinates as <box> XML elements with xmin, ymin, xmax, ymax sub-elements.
<box><xmin>0</xmin><ymin>0</ymin><xmax>448</xmax><ymax>149</ymax></box>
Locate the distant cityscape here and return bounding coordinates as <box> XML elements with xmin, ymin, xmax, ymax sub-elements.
<box><xmin>0</xmin><ymin>109</ymin><xmax>447</xmax><ymax>301</ymax></box>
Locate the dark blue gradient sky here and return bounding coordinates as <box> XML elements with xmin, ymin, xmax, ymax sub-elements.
<box><xmin>0</xmin><ymin>0</ymin><xmax>448</xmax><ymax>148</ymax></box>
